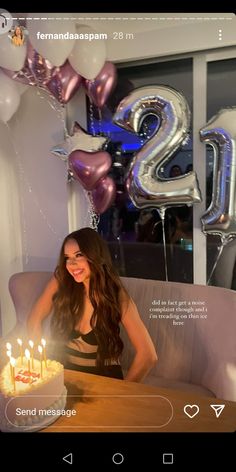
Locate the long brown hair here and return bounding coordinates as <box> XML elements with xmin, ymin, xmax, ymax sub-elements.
<box><xmin>51</xmin><ymin>227</ymin><xmax>128</xmax><ymax>368</ymax></box>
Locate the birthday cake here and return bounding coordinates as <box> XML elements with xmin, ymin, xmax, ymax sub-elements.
<box><xmin>0</xmin><ymin>356</ymin><xmax>66</xmax><ymax>432</ymax></box>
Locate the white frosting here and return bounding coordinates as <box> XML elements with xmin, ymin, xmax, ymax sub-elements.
<box><xmin>0</xmin><ymin>387</ymin><xmax>67</xmax><ymax>432</ymax></box>
<box><xmin>0</xmin><ymin>357</ymin><xmax>66</xmax><ymax>431</ymax></box>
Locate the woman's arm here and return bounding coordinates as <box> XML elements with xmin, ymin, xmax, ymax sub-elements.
<box><xmin>121</xmin><ymin>297</ymin><xmax>158</xmax><ymax>382</ymax></box>
<box><xmin>27</xmin><ymin>276</ymin><xmax>58</xmax><ymax>340</ymax></box>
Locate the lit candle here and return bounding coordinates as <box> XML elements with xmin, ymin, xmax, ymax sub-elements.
<box><xmin>17</xmin><ymin>338</ymin><xmax>23</xmax><ymax>366</ymax></box>
<box><xmin>10</xmin><ymin>357</ymin><xmax>16</xmax><ymax>391</ymax></box>
<box><xmin>6</xmin><ymin>342</ymin><xmax>12</xmax><ymax>352</ymax></box>
<box><xmin>6</xmin><ymin>349</ymin><xmax>12</xmax><ymax>359</ymax></box>
<box><xmin>38</xmin><ymin>345</ymin><xmax>43</xmax><ymax>378</ymax></box>
<box><xmin>25</xmin><ymin>349</ymin><xmax>31</xmax><ymax>375</ymax></box>
<box><xmin>41</xmin><ymin>339</ymin><xmax>47</xmax><ymax>368</ymax></box>
<box><xmin>29</xmin><ymin>340</ymin><xmax>34</xmax><ymax>369</ymax></box>
<box><xmin>7</xmin><ymin>350</ymin><xmax>12</xmax><ymax>378</ymax></box>
<box><xmin>6</xmin><ymin>345</ymin><xmax>12</xmax><ymax>378</ymax></box>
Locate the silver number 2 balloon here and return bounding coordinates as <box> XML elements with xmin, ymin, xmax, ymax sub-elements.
<box><xmin>113</xmin><ymin>85</ymin><xmax>202</xmax><ymax>210</ymax></box>
<box><xmin>200</xmin><ymin>107</ymin><xmax>236</xmax><ymax>244</ymax></box>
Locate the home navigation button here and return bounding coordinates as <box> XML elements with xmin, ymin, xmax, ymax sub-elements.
<box><xmin>112</xmin><ymin>452</ymin><xmax>124</xmax><ymax>465</ymax></box>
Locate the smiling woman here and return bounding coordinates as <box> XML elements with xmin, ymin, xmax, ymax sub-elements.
<box><xmin>27</xmin><ymin>227</ymin><xmax>157</xmax><ymax>382</ymax></box>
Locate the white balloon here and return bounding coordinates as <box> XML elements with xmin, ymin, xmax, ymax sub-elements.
<box><xmin>69</xmin><ymin>25</ymin><xmax>106</xmax><ymax>80</ymax></box>
<box><xmin>27</xmin><ymin>13</ymin><xmax>76</xmax><ymax>67</ymax></box>
<box><xmin>0</xmin><ymin>32</ymin><xmax>27</xmax><ymax>71</ymax></box>
<box><xmin>0</xmin><ymin>70</ymin><xmax>21</xmax><ymax>122</ymax></box>
<box><xmin>16</xmin><ymin>82</ymin><xmax>28</xmax><ymax>95</ymax></box>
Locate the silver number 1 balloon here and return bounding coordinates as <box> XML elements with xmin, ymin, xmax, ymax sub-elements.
<box><xmin>113</xmin><ymin>85</ymin><xmax>201</xmax><ymax>210</ymax></box>
<box><xmin>200</xmin><ymin>107</ymin><xmax>236</xmax><ymax>244</ymax></box>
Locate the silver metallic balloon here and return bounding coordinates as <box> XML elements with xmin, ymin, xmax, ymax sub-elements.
<box><xmin>200</xmin><ymin>107</ymin><xmax>236</xmax><ymax>244</ymax></box>
<box><xmin>3</xmin><ymin>40</ymin><xmax>55</xmax><ymax>87</ymax></box>
<box><xmin>113</xmin><ymin>85</ymin><xmax>201</xmax><ymax>210</ymax></box>
<box><xmin>27</xmin><ymin>41</ymin><xmax>56</xmax><ymax>86</ymax></box>
<box><xmin>51</xmin><ymin>122</ymin><xmax>108</xmax><ymax>162</ymax></box>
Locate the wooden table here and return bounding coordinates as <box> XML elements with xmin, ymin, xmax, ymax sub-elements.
<box><xmin>42</xmin><ymin>369</ymin><xmax>236</xmax><ymax>432</ymax></box>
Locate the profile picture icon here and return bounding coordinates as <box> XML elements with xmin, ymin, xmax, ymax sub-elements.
<box><xmin>11</xmin><ymin>25</ymin><xmax>24</xmax><ymax>46</ymax></box>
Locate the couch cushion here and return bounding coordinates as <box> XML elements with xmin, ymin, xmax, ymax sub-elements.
<box><xmin>9</xmin><ymin>272</ymin><xmax>53</xmax><ymax>325</ymax></box>
<box><xmin>120</xmin><ymin>276</ymin><xmax>236</xmax><ymax>401</ymax></box>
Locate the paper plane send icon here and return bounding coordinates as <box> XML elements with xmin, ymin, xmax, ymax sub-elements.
<box><xmin>210</xmin><ymin>404</ymin><xmax>225</xmax><ymax>418</ymax></box>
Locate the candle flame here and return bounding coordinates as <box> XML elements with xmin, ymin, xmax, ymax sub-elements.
<box><xmin>10</xmin><ymin>357</ymin><xmax>16</xmax><ymax>367</ymax></box>
<box><xmin>25</xmin><ymin>349</ymin><xmax>30</xmax><ymax>360</ymax></box>
<box><xmin>41</xmin><ymin>338</ymin><xmax>46</xmax><ymax>347</ymax></box>
<box><xmin>6</xmin><ymin>342</ymin><xmax>12</xmax><ymax>350</ymax></box>
<box><xmin>17</xmin><ymin>338</ymin><xmax>22</xmax><ymax>346</ymax></box>
<box><xmin>29</xmin><ymin>340</ymin><xmax>34</xmax><ymax>348</ymax></box>
<box><xmin>6</xmin><ymin>350</ymin><xmax>11</xmax><ymax>357</ymax></box>
<box><xmin>38</xmin><ymin>345</ymin><xmax>43</xmax><ymax>354</ymax></box>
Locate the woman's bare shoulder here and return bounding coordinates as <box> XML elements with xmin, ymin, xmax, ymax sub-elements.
<box><xmin>43</xmin><ymin>275</ymin><xmax>58</xmax><ymax>295</ymax></box>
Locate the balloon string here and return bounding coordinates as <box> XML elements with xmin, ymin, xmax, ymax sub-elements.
<box><xmin>98</xmin><ymin>108</ymin><xmax>102</xmax><ymax>135</ymax></box>
<box><xmin>5</xmin><ymin>120</ymin><xmax>63</xmax><ymax>267</ymax></box>
<box><xmin>5</xmin><ymin>121</ymin><xmax>29</xmax><ymax>265</ymax></box>
<box><xmin>19</xmin><ymin>69</ymin><xmax>68</xmax><ymax>139</ymax></box>
<box><xmin>62</xmin><ymin>105</ymin><xmax>69</xmax><ymax>139</ymax></box>
<box><xmin>86</xmin><ymin>192</ymin><xmax>100</xmax><ymax>231</ymax></box>
<box><xmin>16</xmin><ymin>69</ymin><xmax>36</xmax><ymax>86</ymax></box>
<box><xmin>159</xmin><ymin>207</ymin><xmax>168</xmax><ymax>281</ymax></box>
<box><xmin>20</xmin><ymin>69</ymin><xmax>69</xmax><ymax>138</ymax></box>
<box><xmin>36</xmin><ymin>86</ymin><xmax>68</xmax><ymax>136</ymax></box>
<box><xmin>63</xmin><ymin>106</ymin><xmax>72</xmax><ymax>182</ymax></box>
<box><xmin>207</xmin><ymin>243</ymin><xmax>224</xmax><ymax>285</ymax></box>
<box><xmin>117</xmin><ymin>235</ymin><xmax>126</xmax><ymax>276</ymax></box>
<box><xmin>89</xmin><ymin>98</ymin><xmax>96</xmax><ymax>136</ymax></box>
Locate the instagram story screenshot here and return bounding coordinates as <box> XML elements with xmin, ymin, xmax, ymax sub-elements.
<box><xmin>0</xmin><ymin>6</ymin><xmax>236</xmax><ymax>468</ymax></box>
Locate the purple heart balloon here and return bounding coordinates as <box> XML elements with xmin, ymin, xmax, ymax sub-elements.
<box><xmin>69</xmin><ymin>150</ymin><xmax>112</xmax><ymax>191</ymax></box>
<box><xmin>84</xmin><ymin>61</ymin><xmax>117</xmax><ymax>109</ymax></box>
<box><xmin>91</xmin><ymin>176</ymin><xmax>116</xmax><ymax>214</ymax></box>
<box><xmin>46</xmin><ymin>60</ymin><xmax>82</xmax><ymax>104</ymax></box>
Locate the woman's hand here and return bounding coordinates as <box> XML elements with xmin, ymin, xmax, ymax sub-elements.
<box><xmin>26</xmin><ymin>276</ymin><xmax>58</xmax><ymax>341</ymax></box>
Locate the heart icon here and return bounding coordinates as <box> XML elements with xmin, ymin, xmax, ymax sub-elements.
<box><xmin>183</xmin><ymin>404</ymin><xmax>199</xmax><ymax>419</ymax></box>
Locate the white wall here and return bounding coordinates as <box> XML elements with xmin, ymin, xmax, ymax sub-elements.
<box><xmin>76</xmin><ymin>12</ymin><xmax>236</xmax><ymax>62</ymax></box>
<box><xmin>0</xmin><ymin>86</ymin><xmax>88</xmax><ymax>334</ymax></box>
<box><xmin>1</xmin><ymin>74</ymin><xmax>93</xmax><ymax>334</ymax></box>
<box><xmin>9</xmin><ymin>88</ymin><xmax>69</xmax><ymax>271</ymax></box>
<box><xmin>108</xmin><ymin>19</ymin><xmax>236</xmax><ymax>63</ymax></box>
<box><xmin>66</xmin><ymin>88</ymin><xmax>92</xmax><ymax>232</ymax></box>
<box><xmin>0</xmin><ymin>121</ymin><xmax>23</xmax><ymax>334</ymax></box>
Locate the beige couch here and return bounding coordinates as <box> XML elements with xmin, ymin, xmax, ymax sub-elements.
<box><xmin>2</xmin><ymin>272</ymin><xmax>236</xmax><ymax>402</ymax></box>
